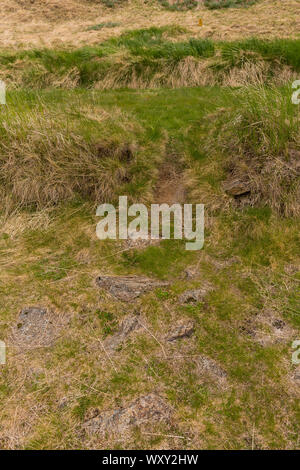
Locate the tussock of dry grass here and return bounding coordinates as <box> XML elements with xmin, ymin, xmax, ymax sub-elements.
<box><xmin>0</xmin><ymin>103</ymin><xmax>157</xmax><ymax>211</ymax></box>
<box><xmin>199</xmin><ymin>86</ymin><xmax>300</xmax><ymax>217</ymax></box>
<box><xmin>95</xmin><ymin>56</ymin><xmax>296</xmax><ymax>90</ymax></box>
<box><xmin>1</xmin><ymin>44</ymin><xmax>298</xmax><ymax>91</ymax></box>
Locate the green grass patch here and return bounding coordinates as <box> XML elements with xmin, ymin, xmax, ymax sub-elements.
<box><xmin>0</xmin><ymin>29</ymin><xmax>299</xmax><ymax>89</ymax></box>
<box><xmin>120</xmin><ymin>239</ymin><xmax>196</xmax><ymax>279</ymax></box>
<box><xmin>158</xmin><ymin>0</ymin><xmax>198</xmax><ymax>11</ymax></box>
<box><xmin>204</xmin><ymin>0</ymin><xmax>258</xmax><ymax>9</ymax></box>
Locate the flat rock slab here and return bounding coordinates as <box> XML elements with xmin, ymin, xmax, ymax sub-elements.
<box><xmin>103</xmin><ymin>314</ymin><xmax>141</xmax><ymax>352</ymax></box>
<box><xmin>11</xmin><ymin>306</ymin><xmax>65</xmax><ymax>350</ymax></box>
<box><xmin>223</xmin><ymin>178</ymin><xmax>251</xmax><ymax>197</ymax></box>
<box><xmin>239</xmin><ymin>311</ymin><xmax>294</xmax><ymax>347</ymax></box>
<box><xmin>292</xmin><ymin>367</ymin><xmax>300</xmax><ymax>384</ymax></box>
<box><xmin>96</xmin><ymin>275</ymin><xmax>168</xmax><ymax>302</ymax></box>
<box><xmin>179</xmin><ymin>284</ymin><xmax>213</xmax><ymax>304</ymax></box>
<box><xmin>84</xmin><ymin>393</ymin><xmax>172</xmax><ymax>436</ymax></box>
<box><xmin>166</xmin><ymin>320</ymin><xmax>194</xmax><ymax>342</ymax></box>
<box><xmin>208</xmin><ymin>256</ymin><xmax>240</xmax><ymax>270</ymax></box>
<box><xmin>196</xmin><ymin>355</ymin><xmax>227</xmax><ymax>382</ymax></box>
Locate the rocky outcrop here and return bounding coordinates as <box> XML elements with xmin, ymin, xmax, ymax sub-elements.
<box><xmin>223</xmin><ymin>178</ymin><xmax>251</xmax><ymax>197</ymax></box>
<box><xmin>83</xmin><ymin>393</ymin><xmax>172</xmax><ymax>436</ymax></box>
<box><xmin>11</xmin><ymin>306</ymin><xmax>66</xmax><ymax>350</ymax></box>
<box><xmin>103</xmin><ymin>314</ymin><xmax>141</xmax><ymax>352</ymax></box>
<box><xmin>96</xmin><ymin>275</ymin><xmax>168</xmax><ymax>302</ymax></box>
<box><xmin>179</xmin><ymin>284</ymin><xmax>213</xmax><ymax>304</ymax></box>
<box><xmin>166</xmin><ymin>320</ymin><xmax>194</xmax><ymax>342</ymax></box>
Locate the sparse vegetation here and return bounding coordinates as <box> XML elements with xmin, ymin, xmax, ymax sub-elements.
<box><xmin>0</xmin><ymin>33</ymin><xmax>299</xmax><ymax>90</ymax></box>
<box><xmin>158</xmin><ymin>0</ymin><xmax>198</xmax><ymax>11</ymax></box>
<box><xmin>204</xmin><ymin>0</ymin><xmax>258</xmax><ymax>8</ymax></box>
<box><xmin>0</xmin><ymin>92</ymin><xmax>158</xmax><ymax>210</ymax></box>
<box><xmin>100</xmin><ymin>0</ymin><xmax>128</xmax><ymax>8</ymax></box>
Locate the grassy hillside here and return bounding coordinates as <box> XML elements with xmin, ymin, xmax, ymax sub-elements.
<box><xmin>1</xmin><ymin>0</ymin><xmax>300</xmax><ymax>48</ymax></box>
<box><xmin>0</xmin><ymin>1</ymin><xmax>299</xmax><ymax>451</ymax></box>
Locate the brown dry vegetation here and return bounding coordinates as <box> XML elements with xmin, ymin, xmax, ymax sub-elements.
<box><xmin>0</xmin><ymin>103</ymin><xmax>157</xmax><ymax>212</ymax></box>
<box><xmin>197</xmin><ymin>87</ymin><xmax>300</xmax><ymax>218</ymax></box>
<box><xmin>0</xmin><ymin>0</ymin><xmax>299</xmax><ymax>49</ymax></box>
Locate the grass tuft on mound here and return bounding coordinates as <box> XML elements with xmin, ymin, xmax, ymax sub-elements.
<box><xmin>0</xmin><ymin>29</ymin><xmax>299</xmax><ymax>90</ymax></box>
<box><xmin>0</xmin><ymin>92</ymin><xmax>159</xmax><ymax>211</ymax></box>
<box><xmin>204</xmin><ymin>0</ymin><xmax>258</xmax><ymax>9</ymax></box>
<box><xmin>158</xmin><ymin>0</ymin><xmax>198</xmax><ymax>11</ymax></box>
<box><xmin>196</xmin><ymin>85</ymin><xmax>300</xmax><ymax>217</ymax></box>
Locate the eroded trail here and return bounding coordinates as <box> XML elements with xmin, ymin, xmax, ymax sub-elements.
<box><xmin>154</xmin><ymin>158</ymin><xmax>186</xmax><ymax>206</ymax></box>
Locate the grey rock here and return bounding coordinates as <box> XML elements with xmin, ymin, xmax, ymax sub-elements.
<box><xmin>223</xmin><ymin>178</ymin><xmax>251</xmax><ymax>197</ymax></box>
<box><xmin>84</xmin><ymin>393</ymin><xmax>172</xmax><ymax>436</ymax></box>
<box><xmin>104</xmin><ymin>314</ymin><xmax>141</xmax><ymax>352</ymax></box>
<box><xmin>179</xmin><ymin>284</ymin><xmax>213</xmax><ymax>304</ymax></box>
<box><xmin>196</xmin><ymin>355</ymin><xmax>227</xmax><ymax>380</ymax></box>
<box><xmin>96</xmin><ymin>275</ymin><xmax>168</xmax><ymax>302</ymax></box>
<box><xmin>11</xmin><ymin>306</ymin><xmax>64</xmax><ymax>350</ymax></box>
<box><xmin>166</xmin><ymin>320</ymin><xmax>194</xmax><ymax>342</ymax></box>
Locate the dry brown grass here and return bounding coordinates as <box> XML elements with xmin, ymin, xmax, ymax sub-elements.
<box><xmin>0</xmin><ymin>103</ymin><xmax>156</xmax><ymax>212</ymax></box>
<box><xmin>95</xmin><ymin>57</ymin><xmax>297</xmax><ymax>90</ymax></box>
<box><xmin>192</xmin><ymin>86</ymin><xmax>300</xmax><ymax>218</ymax></box>
<box><xmin>1</xmin><ymin>55</ymin><xmax>296</xmax><ymax>92</ymax></box>
<box><xmin>0</xmin><ymin>0</ymin><xmax>299</xmax><ymax>49</ymax></box>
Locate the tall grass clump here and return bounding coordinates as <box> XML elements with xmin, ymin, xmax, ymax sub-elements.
<box><xmin>221</xmin><ymin>39</ymin><xmax>300</xmax><ymax>72</ymax></box>
<box><xmin>0</xmin><ymin>94</ymin><xmax>156</xmax><ymax>212</ymax></box>
<box><xmin>228</xmin><ymin>86</ymin><xmax>299</xmax><ymax>155</ymax></box>
<box><xmin>0</xmin><ymin>30</ymin><xmax>299</xmax><ymax>90</ymax></box>
<box><xmin>158</xmin><ymin>0</ymin><xmax>197</xmax><ymax>11</ymax></box>
<box><xmin>202</xmin><ymin>86</ymin><xmax>300</xmax><ymax>216</ymax></box>
<box><xmin>204</xmin><ymin>0</ymin><xmax>258</xmax><ymax>8</ymax></box>
<box><xmin>128</xmin><ymin>38</ymin><xmax>215</xmax><ymax>60</ymax></box>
